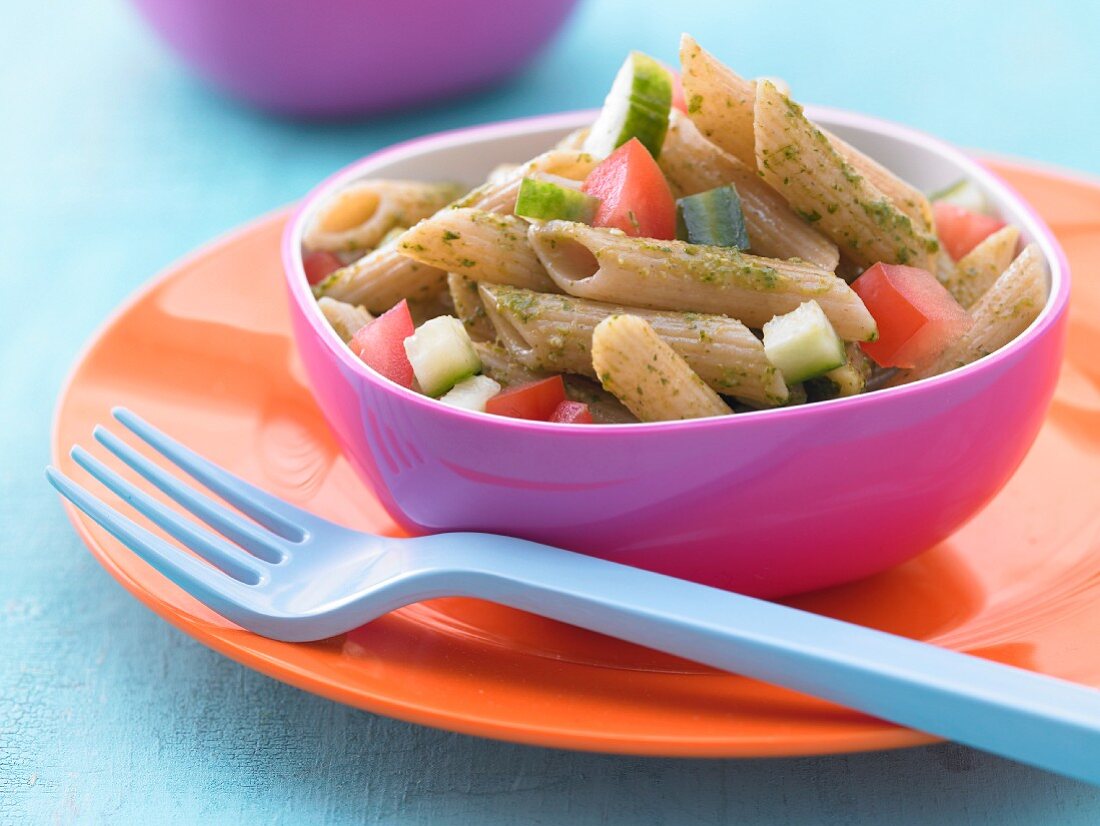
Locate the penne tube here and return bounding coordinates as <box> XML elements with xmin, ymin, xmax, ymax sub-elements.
<box><xmin>897</xmin><ymin>244</ymin><xmax>1046</xmax><ymax>383</ymax></box>
<box><xmin>304</xmin><ymin>180</ymin><xmax>463</xmax><ymax>253</ymax></box>
<box><xmin>754</xmin><ymin>81</ymin><xmax>940</xmax><ymax>271</ymax></box>
<box><xmin>313</xmin><ymin>243</ymin><xmax>446</xmax><ymax>313</ymax></box>
<box><xmin>679</xmin><ymin>34</ymin><xmax>756</xmax><ymax>165</ymax></box>
<box><xmin>660</xmin><ymin>110</ymin><xmax>839</xmax><ymax>270</ymax></box>
<box><xmin>814</xmin><ymin>342</ymin><xmax>872</xmax><ymax>398</ymax></box>
<box><xmin>317</xmin><ymin>297</ymin><xmax>372</xmax><ymax>343</ymax></box>
<box><xmin>822</xmin><ymin>129</ymin><xmax>936</xmax><ymax>234</ymax></box>
<box><xmin>555</xmin><ymin>127</ymin><xmax>591</xmax><ymax>152</ymax></box>
<box><xmin>473</xmin><ymin>340</ymin><xmax>548</xmax><ymax>388</ymax></box>
<box><xmin>399</xmin><ymin>209</ymin><xmax>558</xmax><ymax>293</ymax></box>
<box><xmin>943</xmin><ymin>225</ymin><xmax>1021</xmax><ymax>308</ymax></box>
<box><xmin>450</xmin><ymin>150</ymin><xmax>599</xmax><ymax>214</ymax></box>
<box><xmin>447</xmin><ymin>272</ymin><xmax>496</xmax><ymax>341</ymax></box>
<box><xmin>528</xmin><ymin>221</ymin><xmax>876</xmax><ymax>341</ymax></box>
<box><xmin>592</xmin><ymin>315</ymin><xmax>733</xmax><ymax>422</ymax></box>
<box><xmin>479</xmin><ymin>283</ymin><xmax>789</xmax><ymax>405</ymax></box>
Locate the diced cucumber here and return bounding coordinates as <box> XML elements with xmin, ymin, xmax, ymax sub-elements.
<box><xmin>515</xmin><ymin>177</ymin><xmax>600</xmax><ymax>223</ymax></box>
<box><xmin>403</xmin><ymin>315</ymin><xmax>481</xmax><ymax>396</ymax></box>
<box><xmin>439</xmin><ymin>374</ymin><xmax>501</xmax><ymax>411</ymax></box>
<box><xmin>675</xmin><ymin>185</ymin><xmax>750</xmax><ymax>248</ymax></box>
<box><xmin>762</xmin><ymin>301</ymin><xmax>846</xmax><ymax>384</ymax></box>
<box><xmin>583</xmin><ymin>51</ymin><xmax>672</xmax><ymax>160</ymax></box>
<box><xmin>928</xmin><ymin>178</ymin><xmax>988</xmax><ymax>214</ymax></box>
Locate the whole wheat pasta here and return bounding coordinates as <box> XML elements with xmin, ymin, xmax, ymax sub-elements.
<box><xmin>592</xmin><ymin>315</ymin><xmax>733</xmax><ymax>421</ymax></box>
<box><xmin>303</xmin><ymin>180</ymin><xmax>463</xmax><ymax>253</ymax></box>
<box><xmin>660</xmin><ymin>110</ymin><xmax>839</xmax><ymax>270</ymax></box>
<box><xmin>450</xmin><ymin>150</ymin><xmax>598</xmax><ymax>214</ymax></box>
<box><xmin>822</xmin><ymin>130</ymin><xmax>936</xmax><ymax>235</ymax></box>
<box><xmin>447</xmin><ymin>273</ymin><xmax>496</xmax><ymax>341</ymax></box>
<box><xmin>479</xmin><ymin>283</ymin><xmax>789</xmax><ymax>405</ymax></box>
<box><xmin>943</xmin><ymin>225</ymin><xmax>1021</xmax><ymax>308</ymax></box>
<box><xmin>561</xmin><ymin>376</ymin><xmax>638</xmax><ymax>424</ymax></box>
<box><xmin>313</xmin><ymin>243</ymin><xmax>446</xmax><ymax>313</ymax></box>
<box><xmin>679</xmin><ymin>34</ymin><xmax>756</xmax><ymax>165</ymax></box>
<box><xmin>754</xmin><ymin>81</ymin><xmax>940</xmax><ymax>271</ymax></box>
<box><xmin>897</xmin><ymin>244</ymin><xmax>1046</xmax><ymax>383</ymax></box>
<box><xmin>399</xmin><ymin>209</ymin><xmax>558</xmax><ymax>293</ymax></box>
<box><xmin>317</xmin><ymin>297</ymin><xmax>372</xmax><ymax>343</ymax></box>
<box><xmin>528</xmin><ymin>221</ymin><xmax>876</xmax><ymax>341</ymax></box>
<box><xmin>473</xmin><ymin>341</ymin><xmax>548</xmax><ymax>388</ymax></box>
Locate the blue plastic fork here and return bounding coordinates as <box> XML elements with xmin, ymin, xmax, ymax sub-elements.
<box><xmin>47</xmin><ymin>408</ymin><xmax>1100</xmax><ymax>784</ymax></box>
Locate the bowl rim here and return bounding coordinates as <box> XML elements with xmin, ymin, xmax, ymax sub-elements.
<box><xmin>282</xmin><ymin>107</ymin><xmax>1070</xmax><ymax>433</ymax></box>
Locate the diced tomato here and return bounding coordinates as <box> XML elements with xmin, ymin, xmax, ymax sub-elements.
<box><xmin>933</xmin><ymin>203</ymin><xmax>1006</xmax><ymax>261</ymax></box>
<box><xmin>582</xmin><ymin>138</ymin><xmax>676</xmax><ymax>240</ymax></box>
<box><xmin>852</xmin><ymin>263</ymin><xmax>972</xmax><ymax>368</ymax></box>
<box><xmin>665</xmin><ymin>65</ymin><xmax>688</xmax><ymax>113</ymax></box>
<box><xmin>350</xmin><ymin>300</ymin><xmax>415</xmax><ymax>388</ymax></box>
<box><xmin>485</xmin><ymin>376</ymin><xmax>567</xmax><ymax>420</ymax></box>
<box><xmin>302</xmin><ymin>250</ymin><xmax>344</xmax><ymax>285</ymax></box>
<box><xmin>550</xmin><ymin>400</ymin><xmax>594</xmax><ymax>424</ymax></box>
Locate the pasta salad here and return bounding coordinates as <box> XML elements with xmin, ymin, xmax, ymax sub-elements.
<box><xmin>302</xmin><ymin>36</ymin><xmax>1047</xmax><ymax>425</ymax></box>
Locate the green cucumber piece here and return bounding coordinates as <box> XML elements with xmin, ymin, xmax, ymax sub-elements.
<box><xmin>675</xmin><ymin>185</ymin><xmax>750</xmax><ymax>248</ymax></box>
<box><xmin>929</xmin><ymin>178</ymin><xmax>988</xmax><ymax>214</ymax></box>
<box><xmin>439</xmin><ymin>374</ymin><xmax>501</xmax><ymax>411</ymax></box>
<box><xmin>514</xmin><ymin>177</ymin><xmax>600</xmax><ymax>223</ymax></box>
<box><xmin>403</xmin><ymin>315</ymin><xmax>481</xmax><ymax>396</ymax></box>
<box><xmin>584</xmin><ymin>51</ymin><xmax>672</xmax><ymax>160</ymax></box>
<box><xmin>762</xmin><ymin>301</ymin><xmax>846</xmax><ymax>384</ymax></box>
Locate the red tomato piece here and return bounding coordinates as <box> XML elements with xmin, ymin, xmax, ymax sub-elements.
<box><xmin>350</xmin><ymin>300</ymin><xmax>415</xmax><ymax>388</ymax></box>
<box><xmin>302</xmin><ymin>250</ymin><xmax>344</xmax><ymax>285</ymax></box>
<box><xmin>485</xmin><ymin>376</ymin><xmax>567</xmax><ymax>420</ymax></box>
<box><xmin>852</xmin><ymin>263</ymin><xmax>972</xmax><ymax>368</ymax></box>
<box><xmin>549</xmin><ymin>400</ymin><xmax>594</xmax><ymax>424</ymax></box>
<box><xmin>582</xmin><ymin>138</ymin><xmax>676</xmax><ymax>240</ymax></box>
<box><xmin>933</xmin><ymin>203</ymin><xmax>1006</xmax><ymax>261</ymax></box>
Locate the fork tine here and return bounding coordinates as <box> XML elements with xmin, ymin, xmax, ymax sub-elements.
<box><xmin>112</xmin><ymin>408</ymin><xmax>309</xmax><ymax>541</ymax></box>
<box><xmin>70</xmin><ymin>446</ymin><xmax>265</xmax><ymax>585</ymax></box>
<box><xmin>94</xmin><ymin>426</ymin><xmax>286</xmax><ymax>564</ymax></box>
<box><xmin>46</xmin><ymin>466</ymin><xmax>257</xmax><ymax>610</ymax></box>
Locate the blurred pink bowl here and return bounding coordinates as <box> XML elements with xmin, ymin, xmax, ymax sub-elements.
<box><xmin>129</xmin><ymin>0</ymin><xmax>580</xmax><ymax>116</ymax></box>
<box><xmin>282</xmin><ymin>110</ymin><xmax>1069</xmax><ymax>598</ymax></box>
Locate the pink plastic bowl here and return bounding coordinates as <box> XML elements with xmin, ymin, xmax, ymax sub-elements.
<box><xmin>282</xmin><ymin>110</ymin><xmax>1069</xmax><ymax>598</ymax></box>
<box><xmin>129</xmin><ymin>0</ymin><xmax>580</xmax><ymax>117</ymax></box>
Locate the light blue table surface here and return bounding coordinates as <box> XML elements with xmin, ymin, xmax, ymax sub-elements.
<box><xmin>4</xmin><ymin>1</ymin><xmax>1100</xmax><ymax>823</ymax></box>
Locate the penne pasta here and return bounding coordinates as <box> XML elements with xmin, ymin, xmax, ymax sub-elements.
<box><xmin>943</xmin><ymin>225</ymin><xmax>1021</xmax><ymax>308</ymax></box>
<box><xmin>679</xmin><ymin>34</ymin><xmax>756</xmax><ymax>165</ymax></box>
<box><xmin>447</xmin><ymin>272</ymin><xmax>496</xmax><ymax>341</ymax></box>
<box><xmin>450</xmin><ymin>150</ymin><xmax>599</xmax><ymax>214</ymax></box>
<box><xmin>555</xmin><ymin>127</ymin><xmax>591</xmax><ymax>152</ymax></box>
<box><xmin>815</xmin><ymin>342</ymin><xmax>872</xmax><ymax>398</ymax></box>
<box><xmin>473</xmin><ymin>340</ymin><xmax>548</xmax><ymax>387</ymax></box>
<box><xmin>399</xmin><ymin>208</ymin><xmax>558</xmax><ymax>293</ymax></box>
<box><xmin>317</xmin><ymin>297</ymin><xmax>372</xmax><ymax>343</ymax></box>
<box><xmin>528</xmin><ymin>221</ymin><xmax>876</xmax><ymax>341</ymax></box>
<box><xmin>304</xmin><ymin>180</ymin><xmax>463</xmax><ymax>253</ymax></box>
<box><xmin>479</xmin><ymin>283</ymin><xmax>789</xmax><ymax>405</ymax></box>
<box><xmin>313</xmin><ymin>243</ymin><xmax>446</xmax><ymax>313</ymax></box>
<box><xmin>897</xmin><ymin>244</ymin><xmax>1046</xmax><ymax>382</ymax></box>
<box><xmin>659</xmin><ymin>110</ymin><xmax>839</xmax><ymax>270</ymax></box>
<box><xmin>592</xmin><ymin>315</ymin><xmax>733</xmax><ymax>422</ymax></box>
<box><xmin>754</xmin><ymin>81</ymin><xmax>940</xmax><ymax>271</ymax></box>
<box><xmin>822</xmin><ymin>129</ymin><xmax>936</xmax><ymax>235</ymax></box>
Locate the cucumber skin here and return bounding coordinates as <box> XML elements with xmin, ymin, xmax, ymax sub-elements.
<box><xmin>515</xmin><ymin>178</ymin><xmax>600</xmax><ymax>223</ymax></box>
<box><xmin>586</xmin><ymin>52</ymin><xmax>672</xmax><ymax>160</ymax></box>
<box><xmin>676</xmin><ymin>185</ymin><xmax>750</xmax><ymax>248</ymax></box>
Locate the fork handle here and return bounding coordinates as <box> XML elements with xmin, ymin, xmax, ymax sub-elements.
<box><xmin>443</xmin><ymin>533</ymin><xmax>1100</xmax><ymax>785</ymax></box>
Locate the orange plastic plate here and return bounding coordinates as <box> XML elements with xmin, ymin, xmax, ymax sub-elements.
<box><xmin>51</xmin><ymin>161</ymin><xmax>1100</xmax><ymax>757</ymax></box>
